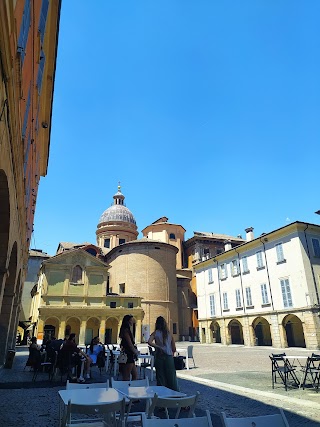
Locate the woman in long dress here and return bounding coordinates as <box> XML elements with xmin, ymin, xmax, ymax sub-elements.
<box><xmin>148</xmin><ymin>316</ymin><xmax>178</xmax><ymax>391</ymax></box>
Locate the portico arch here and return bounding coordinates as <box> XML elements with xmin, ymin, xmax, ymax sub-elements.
<box><xmin>0</xmin><ymin>242</ymin><xmax>18</xmax><ymax>363</ymax></box>
<box><xmin>65</xmin><ymin>317</ymin><xmax>81</xmax><ymax>342</ymax></box>
<box><xmin>0</xmin><ymin>170</ymin><xmax>10</xmax><ymax>297</ymax></box>
<box><xmin>105</xmin><ymin>317</ymin><xmax>119</xmax><ymax>344</ymax></box>
<box><xmin>210</xmin><ymin>321</ymin><xmax>221</xmax><ymax>343</ymax></box>
<box><xmin>44</xmin><ymin>317</ymin><xmax>59</xmax><ymax>341</ymax></box>
<box><xmin>86</xmin><ymin>317</ymin><xmax>100</xmax><ymax>345</ymax></box>
<box><xmin>283</xmin><ymin>314</ymin><xmax>306</xmax><ymax>348</ymax></box>
<box><xmin>228</xmin><ymin>319</ymin><xmax>244</xmax><ymax>345</ymax></box>
<box><xmin>252</xmin><ymin>316</ymin><xmax>272</xmax><ymax>346</ymax></box>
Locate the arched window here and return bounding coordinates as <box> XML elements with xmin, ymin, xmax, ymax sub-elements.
<box><xmin>169</xmin><ymin>233</ymin><xmax>176</xmax><ymax>240</ymax></box>
<box><xmin>72</xmin><ymin>265</ymin><xmax>83</xmax><ymax>283</ymax></box>
<box><xmin>86</xmin><ymin>248</ymin><xmax>97</xmax><ymax>257</ymax></box>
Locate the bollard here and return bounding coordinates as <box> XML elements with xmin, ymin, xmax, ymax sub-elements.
<box><xmin>4</xmin><ymin>349</ymin><xmax>15</xmax><ymax>368</ymax></box>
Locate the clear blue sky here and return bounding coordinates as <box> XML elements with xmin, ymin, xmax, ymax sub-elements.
<box><xmin>33</xmin><ymin>0</ymin><xmax>320</xmax><ymax>256</ymax></box>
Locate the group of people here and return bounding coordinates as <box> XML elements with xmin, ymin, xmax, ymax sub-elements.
<box><xmin>119</xmin><ymin>314</ymin><xmax>178</xmax><ymax>391</ymax></box>
<box><xmin>27</xmin><ymin>314</ymin><xmax>178</xmax><ymax>390</ymax></box>
<box><xmin>27</xmin><ymin>334</ymin><xmax>105</xmax><ymax>383</ymax></box>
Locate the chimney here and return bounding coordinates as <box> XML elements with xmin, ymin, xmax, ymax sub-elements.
<box><xmin>224</xmin><ymin>239</ymin><xmax>232</xmax><ymax>251</ymax></box>
<box><xmin>245</xmin><ymin>227</ymin><xmax>254</xmax><ymax>242</ymax></box>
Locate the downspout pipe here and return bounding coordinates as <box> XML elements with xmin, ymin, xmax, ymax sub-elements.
<box><xmin>259</xmin><ymin>237</ymin><xmax>274</xmax><ymax>310</ymax></box>
<box><xmin>303</xmin><ymin>224</ymin><xmax>320</xmax><ymax>305</ymax></box>
<box><xmin>234</xmin><ymin>247</ymin><xmax>245</xmax><ymax>314</ymax></box>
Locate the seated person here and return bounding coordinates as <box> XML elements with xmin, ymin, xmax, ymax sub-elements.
<box><xmin>87</xmin><ymin>336</ymin><xmax>105</xmax><ymax>375</ymax></box>
<box><xmin>26</xmin><ymin>337</ymin><xmax>41</xmax><ymax>369</ymax></box>
<box><xmin>59</xmin><ymin>333</ymin><xmax>90</xmax><ymax>383</ymax></box>
<box><xmin>48</xmin><ymin>336</ymin><xmax>64</xmax><ymax>352</ymax></box>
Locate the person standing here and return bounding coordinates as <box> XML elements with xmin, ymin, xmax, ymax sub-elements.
<box><xmin>119</xmin><ymin>314</ymin><xmax>139</xmax><ymax>381</ymax></box>
<box><xmin>148</xmin><ymin>316</ymin><xmax>178</xmax><ymax>391</ymax></box>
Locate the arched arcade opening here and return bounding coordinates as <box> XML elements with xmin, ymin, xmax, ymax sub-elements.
<box><xmin>283</xmin><ymin>314</ymin><xmax>306</xmax><ymax>348</ymax></box>
<box><xmin>252</xmin><ymin>316</ymin><xmax>272</xmax><ymax>346</ymax></box>
<box><xmin>228</xmin><ymin>319</ymin><xmax>244</xmax><ymax>345</ymax></box>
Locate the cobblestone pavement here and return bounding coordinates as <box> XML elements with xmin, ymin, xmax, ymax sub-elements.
<box><xmin>0</xmin><ymin>344</ymin><xmax>319</xmax><ymax>426</ymax></box>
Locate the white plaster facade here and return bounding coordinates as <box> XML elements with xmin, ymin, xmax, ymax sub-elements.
<box><xmin>195</xmin><ymin>222</ymin><xmax>320</xmax><ymax>350</ymax></box>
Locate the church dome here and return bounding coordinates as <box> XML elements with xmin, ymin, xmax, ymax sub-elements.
<box><xmin>98</xmin><ymin>185</ymin><xmax>136</xmax><ymax>225</ymax></box>
<box><xmin>99</xmin><ymin>204</ymin><xmax>136</xmax><ymax>225</ymax></box>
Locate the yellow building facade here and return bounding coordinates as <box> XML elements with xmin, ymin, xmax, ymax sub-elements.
<box><xmin>35</xmin><ymin>247</ymin><xmax>144</xmax><ymax>345</ymax></box>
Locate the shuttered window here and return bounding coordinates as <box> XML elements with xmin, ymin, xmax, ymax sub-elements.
<box><xmin>209</xmin><ymin>295</ymin><xmax>215</xmax><ymax>317</ymax></box>
<box><xmin>261</xmin><ymin>283</ymin><xmax>269</xmax><ymax>304</ymax></box>
<box><xmin>23</xmin><ymin>133</ymin><xmax>32</xmax><ymax>176</ymax></box>
<box><xmin>37</xmin><ymin>51</ymin><xmax>46</xmax><ymax>94</ymax></box>
<box><xmin>22</xmin><ymin>88</ymin><xmax>31</xmax><ymax>138</ymax></box>
<box><xmin>38</xmin><ymin>0</ymin><xmax>49</xmax><ymax>44</ymax></box>
<box><xmin>235</xmin><ymin>289</ymin><xmax>242</xmax><ymax>308</ymax></box>
<box><xmin>276</xmin><ymin>243</ymin><xmax>285</xmax><ymax>262</ymax></box>
<box><xmin>280</xmin><ymin>278</ymin><xmax>293</xmax><ymax>307</ymax></box>
<box><xmin>312</xmin><ymin>239</ymin><xmax>320</xmax><ymax>258</ymax></box>
<box><xmin>223</xmin><ymin>292</ymin><xmax>228</xmax><ymax>310</ymax></box>
<box><xmin>245</xmin><ymin>287</ymin><xmax>252</xmax><ymax>306</ymax></box>
<box><xmin>241</xmin><ymin>256</ymin><xmax>249</xmax><ymax>273</ymax></box>
<box><xmin>17</xmin><ymin>0</ymin><xmax>31</xmax><ymax>64</ymax></box>
<box><xmin>256</xmin><ymin>251</ymin><xmax>264</xmax><ymax>268</ymax></box>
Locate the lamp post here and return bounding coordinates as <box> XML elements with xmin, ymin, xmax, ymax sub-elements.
<box><xmin>315</xmin><ymin>211</ymin><xmax>320</xmax><ymax>215</ymax></box>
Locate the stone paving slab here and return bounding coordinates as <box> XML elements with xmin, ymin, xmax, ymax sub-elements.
<box><xmin>0</xmin><ymin>344</ymin><xmax>319</xmax><ymax>426</ymax></box>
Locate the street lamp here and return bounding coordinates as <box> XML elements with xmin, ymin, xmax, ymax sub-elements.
<box><xmin>315</xmin><ymin>211</ymin><xmax>320</xmax><ymax>215</ymax></box>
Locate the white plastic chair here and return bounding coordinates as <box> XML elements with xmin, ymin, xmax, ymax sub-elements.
<box><xmin>110</xmin><ymin>377</ymin><xmax>149</xmax><ymax>424</ymax></box>
<box><xmin>221</xmin><ymin>409</ymin><xmax>290</xmax><ymax>427</ymax></box>
<box><xmin>142</xmin><ymin>410</ymin><xmax>212</xmax><ymax>427</ymax></box>
<box><xmin>147</xmin><ymin>391</ymin><xmax>200</xmax><ymax>419</ymax></box>
<box><xmin>183</xmin><ymin>346</ymin><xmax>195</xmax><ymax>370</ymax></box>
<box><xmin>66</xmin><ymin>380</ymin><xmax>109</xmax><ymax>390</ymax></box>
<box><xmin>64</xmin><ymin>397</ymin><xmax>126</xmax><ymax>427</ymax></box>
<box><xmin>110</xmin><ymin>377</ymin><xmax>149</xmax><ymax>388</ymax></box>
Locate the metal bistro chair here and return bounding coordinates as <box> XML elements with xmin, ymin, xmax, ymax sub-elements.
<box><xmin>64</xmin><ymin>398</ymin><xmax>126</xmax><ymax>427</ymax></box>
<box><xmin>269</xmin><ymin>354</ymin><xmax>299</xmax><ymax>391</ymax></box>
<box><xmin>221</xmin><ymin>409</ymin><xmax>290</xmax><ymax>427</ymax></box>
<box><xmin>301</xmin><ymin>354</ymin><xmax>320</xmax><ymax>392</ymax></box>
<box><xmin>147</xmin><ymin>391</ymin><xmax>200</xmax><ymax>419</ymax></box>
<box><xmin>32</xmin><ymin>347</ymin><xmax>57</xmax><ymax>382</ymax></box>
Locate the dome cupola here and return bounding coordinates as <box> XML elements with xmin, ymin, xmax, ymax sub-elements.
<box><xmin>96</xmin><ymin>184</ymin><xmax>138</xmax><ymax>251</ymax></box>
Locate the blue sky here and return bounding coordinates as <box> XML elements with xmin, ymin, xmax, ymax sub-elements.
<box><xmin>33</xmin><ymin>0</ymin><xmax>320</xmax><ymax>255</ymax></box>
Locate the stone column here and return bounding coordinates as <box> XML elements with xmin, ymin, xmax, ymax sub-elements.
<box><xmin>99</xmin><ymin>318</ymin><xmax>106</xmax><ymax>344</ymax></box>
<box><xmin>0</xmin><ymin>293</ymin><xmax>15</xmax><ymax>361</ymax></box>
<box><xmin>135</xmin><ymin>318</ymin><xmax>142</xmax><ymax>343</ymax></box>
<box><xmin>278</xmin><ymin>320</ymin><xmax>287</xmax><ymax>348</ymax></box>
<box><xmin>58</xmin><ymin>319</ymin><xmax>66</xmax><ymax>339</ymax></box>
<box><xmin>37</xmin><ymin>318</ymin><xmax>44</xmax><ymax>341</ymax></box>
<box><xmin>117</xmin><ymin>320</ymin><xmax>122</xmax><ymax>343</ymax></box>
<box><xmin>79</xmin><ymin>318</ymin><xmax>87</xmax><ymax>346</ymax></box>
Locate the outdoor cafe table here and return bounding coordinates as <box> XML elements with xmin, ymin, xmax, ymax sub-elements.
<box><xmin>58</xmin><ymin>387</ymin><xmax>124</xmax><ymax>427</ymax></box>
<box><xmin>114</xmin><ymin>385</ymin><xmax>186</xmax><ymax>400</ymax></box>
<box><xmin>113</xmin><ymin>384</ymin><xmax>187</xmax><ymax>415</ymax></box>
